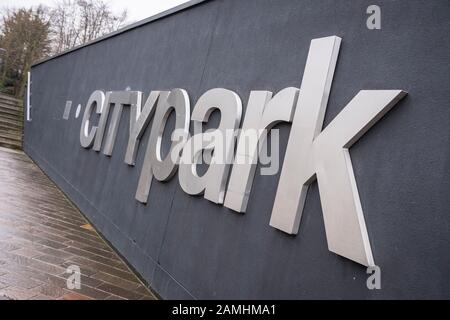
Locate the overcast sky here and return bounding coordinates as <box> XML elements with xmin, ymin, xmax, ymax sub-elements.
<box><xmin>0</xmin><ymin>0</ymin><xmax>190</xmax><ymax>23</ymax></box>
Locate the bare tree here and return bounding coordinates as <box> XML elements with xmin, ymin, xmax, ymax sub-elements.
<box><xmin>0</xmin><ymin>6</ymin><xmax>51</xmax><ymax>97</ymax></box>
<box><xmin>49</xmin><ymin>0</ymin><xmax>127</xmax><ymax>54</ymax></box>
<box><xmin>0</xmin><ymin>0</ymin><xmax>127</xmax><ymax>97</ymax></box>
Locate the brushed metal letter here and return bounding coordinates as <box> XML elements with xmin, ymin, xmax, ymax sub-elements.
<box><xmin>178</xmin><ymin>88</ymin><xmax>242</xmax><ymax>204</ymax></box>
<box><xmin>269</xmin><ymin>36</ymin><xmax>407</xmax><ymax>266</ymax></box>
<box><xmin>93</xmin><ymin>91</ymin><xmax>112</xmax><ymax>152</ymax></box>
<box><xmin>224</xmin><ymin>87</ymin><xmax>299</xmax><ymax>212</ymax></box>
<box><xmin>63</xmin><ymin>101</ymin><xmax>72</xmax><ymax>120</ymax></box>
<box><xmin>150</xmin><ymin>89</ymin><xmax>190</xmax><ymax>181</ymax></box>
<box><xmin>102</xmin><ymin>91</ymin><xmax>142</xmax><ymax>156</ymax></box>
<box><xmin>80</xmin><ymin>90</ymin><xmax>104</xmax><ymax>148</ymax></box>
<box><xmin>135</xmin><ymin>90</ymin><xmax>189</xmax><ymax>203</ymax></box>
<box><xmin>124</xmin><ymin>91</ymin><xmax>161</xmax><ymax>166</ymax></box>
<box><xmin>93</xmin><ymin>91</ymin><xmax>141</xmax><ymax>154</ymax></box>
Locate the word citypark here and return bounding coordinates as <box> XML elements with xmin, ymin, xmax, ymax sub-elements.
<box><xmin>78</xmin><ymin>36</ymin><xmax>406</xmax><ymax>267</ymax></box>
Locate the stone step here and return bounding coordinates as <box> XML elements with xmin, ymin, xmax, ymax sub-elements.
<box><xmin>0</xmin><ymin>105</ymin><xmax>23</xmax><ymax>117</ymax></box>
<box><xmin>0</xmin><ymin>101</ymin><xmax>23</xmax><ymax>113</ymax></box>
<box><xmin>0</xmin><ymin>130</ymin><xmax>22</xmax><ymax>142</ymax></box>
<box><xmin>0</xmin><ymin>97</ymin><xmax>23</xmax><ymax>106</ymax></box>
<box><xmin>0</xmin><ymin>136</ymin><xmax>22</xmax><ymax>150</ymax></box>
<box><xmin>0</xmin><ymin>93</ymin><xmax>22</xmax><ymax>105</ymax></box>
<box><xmin>0</xmin><ymin>121</ymin><xmax>22</xmax><ymax>132</ymax></box>
<box><xmin>0</xmin><ymin>93</ymin><xmax>22</xmax><ymax>103</ymax></box>
<box><xmin>0</xmin><ymin>110</ymin><xmax>23</xmax><ymax>122</ymax></box>
<box><xmin>0</xmin><ymin>117</ymin><xmax>23</xmax><ymax>129</ymax></box>
<box><xmin>0</xmin><ymin>100</ymin><xmax>23</xmax><ymax>112</ymax></box>
<box><xmin>0</xmin><ymin>124</ymin><xmax>22</xmax><ymax>135</ymax></box>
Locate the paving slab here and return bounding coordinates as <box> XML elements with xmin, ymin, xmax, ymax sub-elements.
<box><xmin>0</xmin><ymin>147</ymin><xmax>157</xmax><ymax>300</ymax></box>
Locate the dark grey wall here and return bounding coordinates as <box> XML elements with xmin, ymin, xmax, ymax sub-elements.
<box><xmin>25</xmin><ymin>0</ymin><xmax>450</xmax><ymax>299</ymax></box>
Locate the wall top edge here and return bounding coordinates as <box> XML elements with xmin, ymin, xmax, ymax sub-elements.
<box><xmin>31</xmin><ymin>0</ymin><xmax>208</xmax><ymax>68</ymax></box>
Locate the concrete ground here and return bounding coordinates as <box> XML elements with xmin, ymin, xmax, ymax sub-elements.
<box><xmin>0</xmin><ymin>147</ymin><xmax>156</xmax><ymax>300</ymax></box>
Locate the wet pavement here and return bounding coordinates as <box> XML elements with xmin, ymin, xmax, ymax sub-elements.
<box><xmin>0</xmin><ymin>147</ymin><xmax>156</xmax><ymax>300</ymax></box>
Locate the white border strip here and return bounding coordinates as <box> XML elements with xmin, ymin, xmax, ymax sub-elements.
<box><xmin>26</xmin><ymin>71</ymin><xmax>31</xmax><ymax>121</ymax></box>
<box><xmin>31</xmin><ymin>0</ymin><xmax>208</xmax><ymax>68</ymax></box>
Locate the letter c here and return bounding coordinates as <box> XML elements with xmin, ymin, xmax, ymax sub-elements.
<box><xmin>80</xmin><ymin>90</ymin><xmax>105</xmax><ymax>148</ymax></box>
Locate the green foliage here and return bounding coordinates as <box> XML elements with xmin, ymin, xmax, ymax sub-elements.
<box><xmin>0</xmin><ymin>6</ymin><xmax>51</xmax><ymax>98</ymax></box>
<box><xmin>0</xmin><ymin>1</ymin><xmax>127</xmax><ymax>99</ymax></box>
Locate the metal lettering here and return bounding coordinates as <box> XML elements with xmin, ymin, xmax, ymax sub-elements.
<box><xmin>80</xmin><ymin>90</ymin><xmax>104</xmax><ymax>148</ymax></box>
<box><xmin>269</xmin><ymin>35</ymin><xmax>406</xmax><ymax>266</ymax></box>
<box><xmin>224</xmin><ymin>87</ymin><xmax>299</xmax><ymax>212</ymax></box>
<box><xmin>135</xmin><ymin>90</ymin><xmax>189</xmax><ymax>203</ymax></box>
<box><xmin>124</xmin><ymin>91</ymin><xmax>161</xmax><ymax>166</ymax></box>
<box><xmin>93</xmin><ymin>91</ymin><xmax>141</xmax><ymax>154</ymax></box>
<box><xmin>178</xmin><ymin>88</ymin><xmax>242</xmax><ymax>204</ymax></box>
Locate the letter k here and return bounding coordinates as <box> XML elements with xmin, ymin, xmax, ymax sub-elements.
<box><xmin>269</xmin><ymin>36</ymin><xmax>406</xmax><ymax>266</ymax></box>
